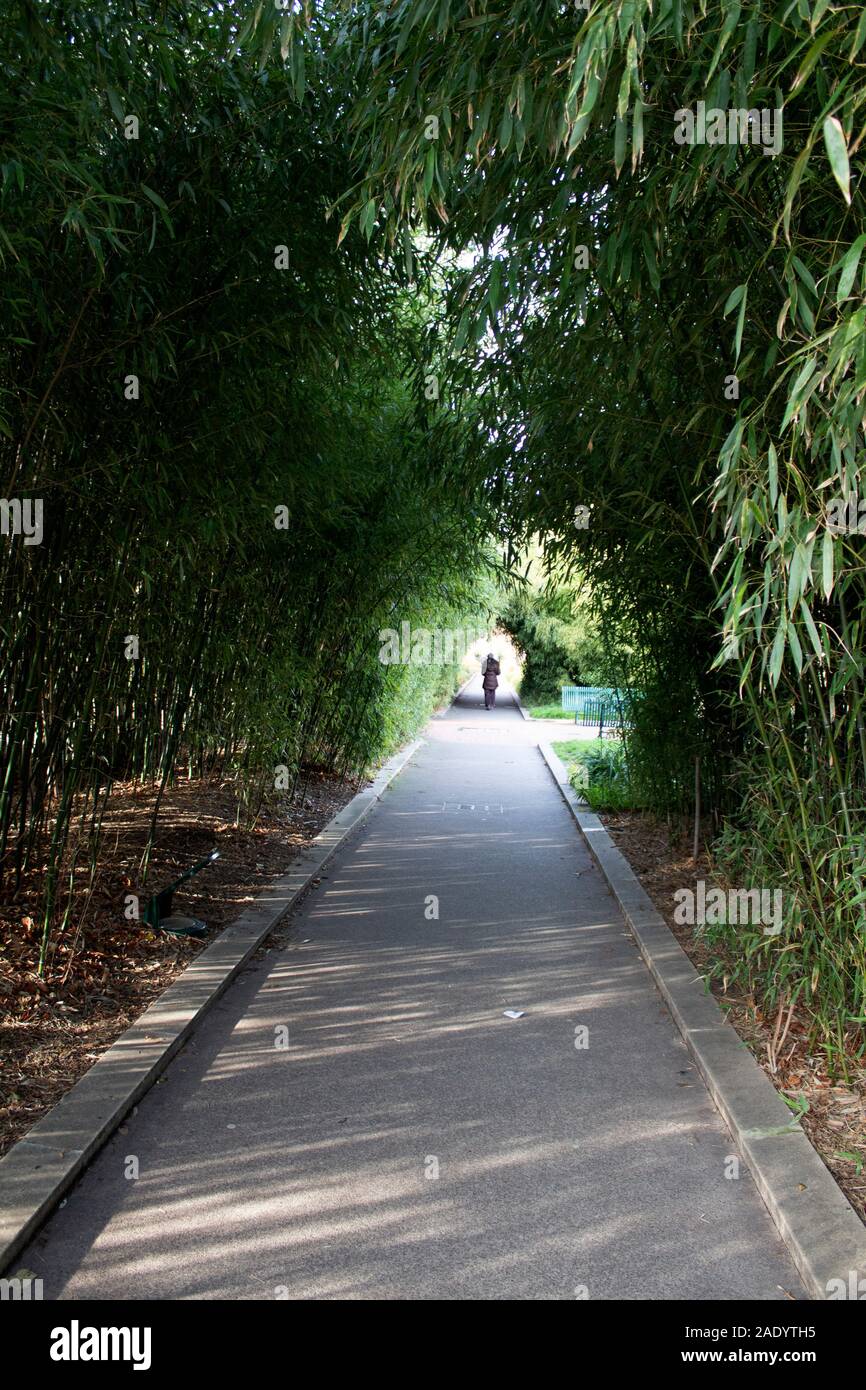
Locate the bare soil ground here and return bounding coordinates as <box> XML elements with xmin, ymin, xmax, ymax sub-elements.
<box><xmin>0</xmin><ymin>767</ymin><xmax>360</xmax><ymax>1157</ymax></box>
<box><xmin>599</xmin><ymin>809</ymin><xmax>866</xmax><ymax>1226</ymax></box>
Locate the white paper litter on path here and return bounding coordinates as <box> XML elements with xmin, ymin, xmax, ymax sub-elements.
<box><xmin>503</xmin><ymin>1010</ymin><xmax>525</xmax><ymax>1019</ymax></box>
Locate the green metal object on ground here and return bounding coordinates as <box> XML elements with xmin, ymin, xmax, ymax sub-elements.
<box><xmin>142</xmin><ymin>850</ymin><xmax>220</xmax><ymax>936</ymax></box>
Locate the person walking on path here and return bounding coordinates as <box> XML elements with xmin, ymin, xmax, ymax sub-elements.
<box><xmin>481</xmin><ymin>652</ymin><xmax>501</xmax><ymax>709</ymax></box>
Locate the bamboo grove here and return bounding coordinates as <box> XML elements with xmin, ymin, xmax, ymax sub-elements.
<box><xmin>2</xmin><ymin>1</ymin><xmax>866</xmax><ymax>1062</ymax></box>
<box><xmin>0</xmin><ymin>3</ymin><xmax>495</xmax><ymax>970</ymax></box>
<box><xmin>249</xmin><ymin>0</ymin><xmax>864</xmax><ymax>1059</ymax></box>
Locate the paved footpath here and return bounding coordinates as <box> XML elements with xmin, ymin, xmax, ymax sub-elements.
<box><xmin>21</xmin><ymin>681</ymin><xmax>805</xmax><ymax>1299</ymax></box>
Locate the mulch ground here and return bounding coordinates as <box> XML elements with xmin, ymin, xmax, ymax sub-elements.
<box><xmin>0</xmin><ymin>766</ymin><xmax>361</xmax><ymax>1158</ymax></box>
<box><xmin>599</xmin><ymin>810</ymin><xmax>866</xmax><ymax>1226</ymax></box>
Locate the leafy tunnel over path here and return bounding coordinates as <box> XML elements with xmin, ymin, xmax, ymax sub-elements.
<box><xmin>2</xmin><ymin>1</ymin><xmax>866</xmax><ymax>1068</ymax></box>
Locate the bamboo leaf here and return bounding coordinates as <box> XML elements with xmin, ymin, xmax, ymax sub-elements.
<box><xmin>769</xmin><ymin>617</ymin><xmax>787</xmax><ymax>688</ymax></box>
<box><xmin>768</xmin><ymin>443</ymin><xmax>778</xmax><ymax>508</ymax></box>
<box><xmin>799</xmin><ymin>600</ymin><xmax>823</xmax><ymax>662</ymax></box>
<box><xmin>823</xmin><ymin>116</ymin><xmax>851</xmax><ymax>204</ymax></box>
<box><xmin>822</xmin><ymin>528</ymin><xmax>835</xmax><ymax>599</ymax></box>
<box><xmin>837</xmin><ymin>234</ymin><xmax>866</xmax><ymax>301</ymax></box>
<box><xmin>735</xmin><ymin>285</ymin><xmax>747</xmax><ymax>363</ymax></box>
<box><xmin>141</xmin><ymin>183</ymin><xmax>169</xmax><ymax>213</ymax></box>
<box><xmin>106</xmin><ymin>87</ymin><xmax>125</xmax><ymax>124</ymax></box>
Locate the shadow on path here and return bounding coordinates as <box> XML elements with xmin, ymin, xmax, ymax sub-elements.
<box><xmin>19</xmin><ymin>678</ymin><xmax>805</xmax><ymax>1299</ymax></box>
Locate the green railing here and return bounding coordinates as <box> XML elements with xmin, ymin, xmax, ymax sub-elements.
<box><xmin>560</xmin><ymin>686</ymin><xmax>635</xmax><ymax>732</ymax></box>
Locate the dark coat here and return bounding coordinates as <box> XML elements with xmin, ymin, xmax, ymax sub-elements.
<box><xmin>482</xmin><ymin>659</ymin><xmax>500</xmax><ymax>690</ymax></box>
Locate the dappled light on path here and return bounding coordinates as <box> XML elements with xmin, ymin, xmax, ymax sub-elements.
<box><xmin>19</xmin><ymin>683</ymin><xmax>803</xmax><ymax>1300</ymax></box>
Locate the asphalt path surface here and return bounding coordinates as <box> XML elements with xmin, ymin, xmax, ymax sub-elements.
<box><xmin>21</xmin><ymin>679</ymin><xmax>805</xmax><ymax>1300</ymax></box>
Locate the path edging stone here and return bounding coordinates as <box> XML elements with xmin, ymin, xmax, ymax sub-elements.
<box><xmin>538</xmin><ymin>738</ymin><xmax>866</xmax><ymax>1302</ymax></box>
<box><xmin>0</xmin><ymin>737</ymin><xmax>423</xmax><ymax>1274</ymax></box>
<box><xmin>513</xmin><ymin>688</ymin><xmax>532</xmax><ymax>722</ymax></box>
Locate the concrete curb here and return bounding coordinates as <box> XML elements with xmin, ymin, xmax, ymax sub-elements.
<box><xmin>538</xmin><ymin>738</ymin><xmax>866</xmax><ymax>1302</ymax></box>
<box><xmin>513</xmin><ymin>688</ymin><xmax>532</xmax><ymax>722</ymax></box>
<box><xmin>0</xmin><ymin>737</ymin><xmax>423</xmax><ymax>1274</ymax></box>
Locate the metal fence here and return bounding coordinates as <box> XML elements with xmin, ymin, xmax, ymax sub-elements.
<box><xmin>560</xmin><ymin>686</ymin><xmax>634</xmax><ymax>732</ymax></box>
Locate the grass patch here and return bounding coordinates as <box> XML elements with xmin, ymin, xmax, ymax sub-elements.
<box><xmin>583</xmin><ymin>781</ymin><xmax>639</xmax><ymax>812</ymax></box>
<box><xmin>551</xmin><ymin>737</ymin><xmax>643</xmax><ymax>812</ymax></box>
<box><xmin>551</xmin><ymin>738</ymin><xmax>610</xmax><ymax>761</ymax></box>
<box><xmin>527</xmin><ymin>703</ymin><xmax>575</xmax><ymax>720</ymax></box>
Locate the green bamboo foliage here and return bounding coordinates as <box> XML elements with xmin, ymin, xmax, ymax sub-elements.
<box><xmin>0</xmin><ymin>3</ymin><xmax>494</xmax><ymax>972</ymax></box>
<box><xmin>6</xmin><ymin>0</ymin><xmax>866</xmax><ymax>1061</ymax></box>
<box><xmin>252</xmin><ymin>0</ymin><xmax>866</xmax><ymax>1057</ymax></box>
